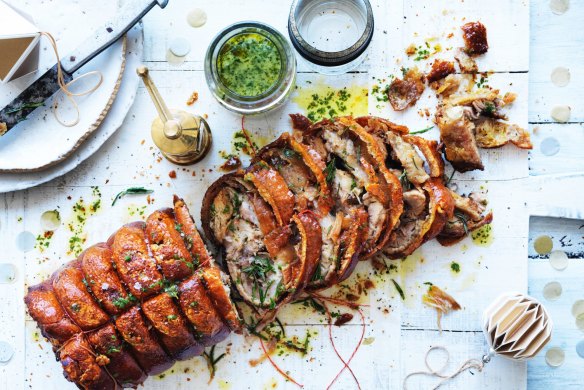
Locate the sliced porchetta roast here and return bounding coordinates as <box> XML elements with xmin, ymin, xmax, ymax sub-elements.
<box><xmin>356</xmin><ymin>116</ymin><xmax>454</xmax><ymax>259</ymax></box>
<box><xmin>251</xmin><ymin>131</ymin><xmax>361</xmax><ymax>289</ymax></box>
<box><xmin>437</xmin><ymin>190</ymin><xmax>493</xmax><ymax>246</ymax></box>
<box><xmin>201</xmin><ymin>171</ymin><xmax>322</xmax><ymax>328</ymax></box>
<box><xmin>293</xmin><ymin>115</ymin><xmax>403</xmax><ymax>261</ymax></box>
<box><xmin>24</xmin><ymin>196</ymin><xmax>239</xmax><ymax>389</ymax></box>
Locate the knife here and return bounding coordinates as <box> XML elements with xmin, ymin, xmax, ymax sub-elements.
<box><xmin>0</xmin><ymin>0</ymin><xmax>169</xmax><ymax>135</ymax></box>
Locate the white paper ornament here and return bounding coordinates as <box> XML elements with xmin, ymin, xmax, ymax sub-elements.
<box><xmin>482</xmin><ymin>292</ymin><xmax>553</xmax><ymax>360</ymax></box>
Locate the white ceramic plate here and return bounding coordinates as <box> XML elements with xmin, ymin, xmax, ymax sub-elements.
<box><xmin>0</xmin><ymin>25</ymin><xmax>143</xmax><ymax>193</ymax></box>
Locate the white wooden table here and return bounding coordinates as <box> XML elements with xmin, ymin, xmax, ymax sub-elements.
<box><xmin>0</xmin><ymin>0</ymin><xmax>583</xmax><ymax>389</ymax></box>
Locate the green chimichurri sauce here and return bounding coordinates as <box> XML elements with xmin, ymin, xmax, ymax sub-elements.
<box><xmin>217</xmin><ymin>33</ymin><xmax>282</xmax><ymax>97</ymax></box>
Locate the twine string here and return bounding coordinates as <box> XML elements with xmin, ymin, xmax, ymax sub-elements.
<box><xmin>402</xmin><ymin>346</ymin><xmax>488</xmax><ymax>390</ymax></box>
<box><xmin>40</xmin><ymin>32</ymin><xmax>103</xmax><ymax>127</ymax></box>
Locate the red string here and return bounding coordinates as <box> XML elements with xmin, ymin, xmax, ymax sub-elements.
<box><xmin>259</xmin><ymin>337</ymin><xmax>304</xmax><ymax>388</ymax></box>
<box><xmin>308</xmin><ymin>294</ymin><xmax>366</xmax><ymax>390</ymax></box>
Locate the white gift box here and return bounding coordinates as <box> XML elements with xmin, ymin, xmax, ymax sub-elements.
<box><xmin>0</xmin><ymin>1</ymin><xmax>40</xmax><ymax>83</ymax></box>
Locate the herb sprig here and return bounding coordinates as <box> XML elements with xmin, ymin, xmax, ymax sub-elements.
<box><xmin>111</xmin><ymin>187</ymin><xmax>153</xmax><ymax>206</ymax></box>
<box><xmin>324</xmin><ymin>157</ymin><xmax>337</xmax><ymax>184</ymax></box>
<box><xmin>5</xmin><ymin>102</ymin><xmax>45</xmax><ymax>115</ymax></box>
<box><xmin>409</xmin><ymin>125</ymin><xmax>434</xmax><ymax>135</ymax></box>
<box><xmin>391</xmin><ymin>279</ymin><xmax>405</xmax><ymax>300</ymax></box>
<box><xmin>203</xmin><ymin>345</ymin><xmax>226</xmax><ymax>383</ymax></box>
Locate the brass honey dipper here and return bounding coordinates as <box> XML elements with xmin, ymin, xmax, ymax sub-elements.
<box><xmin>137</xmin><ymin>65</ymin><xmax>212</xmax><ymax>165</ymax></box>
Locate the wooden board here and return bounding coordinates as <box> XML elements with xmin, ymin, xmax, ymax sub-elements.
<box><xmin>1</xmin><ymin>0</ymin><xmax>583</xmax><ymax>389</ymax></box>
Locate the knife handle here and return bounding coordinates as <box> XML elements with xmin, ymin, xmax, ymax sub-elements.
<box><xmin>61</xmin><ymin>0</ymin><xmax>169</xmax><ymax>74</ymax></box>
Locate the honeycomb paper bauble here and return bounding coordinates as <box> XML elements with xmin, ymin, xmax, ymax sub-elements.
<box><xmin>482</xmin><ymin>292</ymin><xmax>553</xmax><ymax>360</ymax></box>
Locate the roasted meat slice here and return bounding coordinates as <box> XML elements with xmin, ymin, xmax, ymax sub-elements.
<box><xmin>355</xmin><ymin>116</ymin><xmax>409</xmax><ymax>136</ymax></box>
<box><xmin>198</xmin><ymin>265</ymin><xmax>243</xmax><ymax>333</ymax></box>
<box><xmin>108</xmin><ymin>222</ymin><xmax>164</xmax><ymax>299</ymax></box>
<box><xmin>382</xmin><ymin>178</ymin><xmax>454</xmax><ymax>259</ymax></box>
<box><xmin>253</xmin><ymin>212</ymin><xmax>322</xmax><ymax>328</ymax></box>
<box><xmin>427</xmin><ymin>59</ymin><xmax>456</xmax><ymax>84</ymax></box>
<box><xmin>437</xmin><ymin>190</ymin><xmax>492</xmax><ymax>246</ymax></box>
<box><xmin>435</xmin><ymin>105</ymin><xmax>484</xmax><ymax>172</ymax></box>
<box><xmin>475</xmin><ymin>118</ymin><xmax>532</xmax><ymax>149</ymax></box>
<box><xmin>254</xmin><ymin>132</ymin><xmax>333</xmax><ymax>215</ymax></box>
<box><xmin>178</xmin><ymin>274</ymin><xmax>230</xmax><ymax>346</ymax></box>
<box><xmin>203</xmin><ymin>174</ymin><xmax>322</xmax><ymax>325</ymax></box>
<box><xmin>146</xmin><ymin>208</ymin><xmax>196</xmax><ymax>281</ymax></box>
<box><xmin>24</xmin><ymin>280</ymin><xmax>81</xmax><ymax>348</ymax></box>
<box><xmin>302</xmin><ymin>117</ymin><xmax>403</xmax><ymax>259</ymax></box>
<box><xmin>461</xmin><ymin>21</ymin><xmax>489</xmax><ymax>55</ymax></box>
<box><xmin>432</xmin><ymin>74</ymin><xmax>465</xmax><ymax>97</ymax></box>
<box><xmin>58</xmin><ymin>334</ymin><xmax>116</xmax><ymax>390</ymax></box>
<box><xmin>141</xmin><ymin>292</ymin><xmax>202</xmax><ymax>360</ymax></box>
<box><xmin>387</xmin><ymin>67</ymin><xmax>426</xmax><ymax>111</ymax></box>
<box><xmin>173</xmin><ymin>195</ymin><xmax>212</xmax><ymax>267</ymax></box>
<box><xmin>384</xmin><ymin>131</ymin><xmax>429</xmax><ymax>185</ymax></box>
<box><xmin>438</xmin><ymin>211</ymin><xmax>493</xmax><ymax>246</ymax></box>
<box><xmin>335</xmin><ymin>207</ymin><xmax>369</xmax><ymax>283</ymax></box>
<box><xmin>421</xmin><ymin>179</ymin><xmax>456</xmax><ymax>242</ymax></box>
<box><xmin>80</xmin><ymin>243</ymin><xmax>134</xmax><ymax>315</ymax></box>
<box><xmin>115</xmin><ymin>306</ymin><xmax>173</xmax><ymax>375</ymax></box>
<box><xmin>245</xmin><ymin>161</ymin><xmax>296</xmax><ymax>226</ymax></box>
<box><xmin>86</xmin><ymin>323</ymin><xmax>147</xmax><ymax>388</ymax></box>
<box><xmin>402</xmin><ymin>135</ymin><xmax>445</xmax><ymax>178</ymax></box>
<box><xmin>289</xmin><ymin>113</ymin><xmax>312</xmax><ymax>132</ymax></box>
<box><xmin>52</xmin><ymin>261</ymin><xmax>109</xmax><ymax>331</ymax></box>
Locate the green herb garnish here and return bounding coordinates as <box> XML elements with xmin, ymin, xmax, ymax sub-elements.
<box><xmin>324</xmin><ymin>157</ymin><xmax>337</xmax><ymax>184</ymax></box>
<box><xmin>112</xmin><ymin>294</ymin><xmax>137</xmax><ymax>309</ymax></box>
<box><xmin>451</xmin><ymin>262</ymin><xmax>461</xmax><ymax>273</ymax></box>
<box><xmin>409</xmin><ymin>125</ymin><xmax>434</xmax><ymax>135</ymax></box>
<box><xmin>111</xmin><ymin>187</ymin><xmax>153</xmax><ymax>206</ymax></box>
<box><xmin>391</xmin><ymin>279</ymin><xmax>405</xmax><ymax>300</ymax></box>
<box><xmin>106</xmin><ymin>346</ymin><xmax>121</xmax><ymax>354</ymax></box>
<box><xmin>454</xmin><ymin>211</ymin><xmax>469</xmax><ymax>235</ymax></box>
<box><xmin>164</xmin><ymin>283</ymin><xmax>180</xmax><ymax>299</ymax></box>
<box><xmin>483</xmin><ymin>101</ymin><xmax>496</xmax><ymax>115</ymax></box>
<box><xmin>4</xmin><ymin>102</ymin><xmax>45</xmax><ymax>115</ymax></box>
<box><xmin>293</xmin><ymin>296</ymin><xmax>326</xmax><ymax>314</ymax></box>
<box><xmin>243</xmin><ymin>256</ymin><xmax>275</xmax><ymax>281</ymax></box>
<box><xmin>203</xmin><ymin>345</ymin><xmax>226</xmax><ymax>383</ymax></box>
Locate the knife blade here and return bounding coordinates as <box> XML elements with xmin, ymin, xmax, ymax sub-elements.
<box><xmin>0</xmin><ymin>0</ymin><xmax>169</xmax><ymax>135</ymax></box>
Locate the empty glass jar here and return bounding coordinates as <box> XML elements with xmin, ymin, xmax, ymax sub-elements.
<box><xmin>288</xmin><ymin>0</ymin><xmax>374</xmax><ymax>74</ymax></box>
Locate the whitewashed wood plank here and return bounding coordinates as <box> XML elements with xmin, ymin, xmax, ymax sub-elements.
<box><xmin>401</xmin><ymin>329</ymin><xmax>525</xmax><ymax>390</ymax></box>
<box><xmin>529</xmin><ymin>0</ymin><xmax>584</xmax><ymax>123</ymax></box>
<box><xmin>528</xmin><ymin>216</ymin><xmax>584</xmax><ymax>259</ymax></box>
<box><xmin>0</xmin><ymin>193</ymin><xmax>25</xmax><ymax>390</ymax></box>
<box><xmin>529</xmin><ymin>123</ymin><xmax>584</xmax><ymax>176</ymax></box>
<box><xmin>399</xmin><ymin>0</ymin><xmax>529</xmax><ymax>72</ymax></box>
<box><xmin>527</xmin><ymin>257</ymin><xmax>584</xmax><ymax>389</ymax></box>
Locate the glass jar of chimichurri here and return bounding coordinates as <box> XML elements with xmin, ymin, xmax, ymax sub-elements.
<box><xmin>205</xmin><ymin>22</ymin><xmax>296</xmax><ymax>115</ymax></box>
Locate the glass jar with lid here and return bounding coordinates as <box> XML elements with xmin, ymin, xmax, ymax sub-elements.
<box><xmin>205</xmin><ymin>21</ymin><xmax>296</xmax><ymax>115</ymax></box>
<box><xmin>288</xmin><ymin>0</ymin><xmax>374</xmax><ymax>75</ymax></box>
